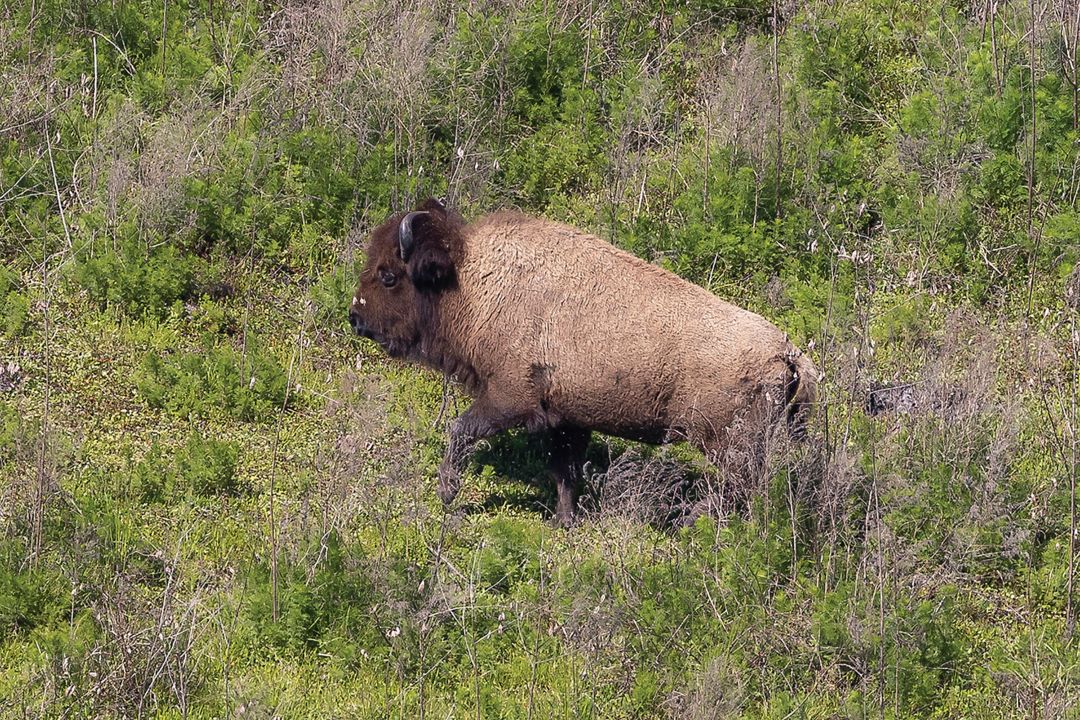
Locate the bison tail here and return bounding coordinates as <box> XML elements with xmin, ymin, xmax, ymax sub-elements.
<box><xmin>783</xmin><ymin>350</ymin><xmax>818</xmax><ymax>439</ymax></box>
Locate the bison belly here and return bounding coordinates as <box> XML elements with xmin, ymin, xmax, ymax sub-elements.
<box><xmin>539</xmin><ymin>317</ymin><xmax>790</xmax><ymax>451</ymax></box>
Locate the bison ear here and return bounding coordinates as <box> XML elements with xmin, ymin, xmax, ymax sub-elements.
<box><xmin>400</xmin><ymin>202</ymin><xmax>456</xmax><ymax>289</ymax></box>
<box><xmin>408</xmin><ymin>242</ymin><xmax>455</xmax><ymax>290</ymax></box>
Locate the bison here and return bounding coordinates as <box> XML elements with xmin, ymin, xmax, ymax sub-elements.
<box><xmin>349</xmin><ymin>198</ymin><xmax>816</xmax><ymax>526</ymax></box>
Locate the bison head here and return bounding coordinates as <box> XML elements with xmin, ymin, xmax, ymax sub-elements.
<box><xmin>349</xmin><ymin>198</ymin><xmax>459</xmax><ymax>358</ymax></box>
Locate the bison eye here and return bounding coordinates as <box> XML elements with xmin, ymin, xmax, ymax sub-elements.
<box><xmin>378</xmin><ymin>269</ymin><xmax>398</xmax><ymax>287</ymax></box>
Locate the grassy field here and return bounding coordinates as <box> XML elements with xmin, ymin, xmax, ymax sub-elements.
<box><xmin>2</xmin><ymin>0</ymin><xmax>1079</xmax><ymax>717</ymax></box>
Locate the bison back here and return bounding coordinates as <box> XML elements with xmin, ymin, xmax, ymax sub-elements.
<box><xmin>448</xmin><ymin>214</ymin><xmax>804</xmax><ymax>445</ymax></box>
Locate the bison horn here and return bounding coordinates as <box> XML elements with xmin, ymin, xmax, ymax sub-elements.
<box><xmin>398</xmin><ymin>211</ymin><xmax>430</xmax><ymax>261</ymax></box>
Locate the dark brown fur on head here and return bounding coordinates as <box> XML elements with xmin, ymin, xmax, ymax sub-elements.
<box><xmin>349</xmin><ymin>198</ymin><xmax>464</xmax><ymax>364</ymax></box>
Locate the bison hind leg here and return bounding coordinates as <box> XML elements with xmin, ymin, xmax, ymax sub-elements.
<box><xmin>548</xmin><ymin>426</ymin><xmax>591</xmax><ymax>528</ymax></box>
<box><xmin>783</xmin><ymin>354</ymin><xmax>816</xmax><ymax>440</ymax></box>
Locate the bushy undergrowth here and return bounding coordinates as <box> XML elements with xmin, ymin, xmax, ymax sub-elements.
<box><xmin>135</xmin><ymin>339</ymin><xmax>291</xmax><ymax>422</ymax></box>
<box><xmin>0</xmin><ymin>266</ymin><xmax>30</xmax><ymax>338</ymax></box>
<box><xmin>2</xmin><ymin>0</ymin><xmax>1079</xmax><ymax>717</ymax></box>
<box><xmin>75</xmin><ymin>233</ymin><xmax>195</xmax><ymax>319</ymax></box>
<box><xmin>131</xmin><ymin>434</ymin><xmax>243</xmax><ymax>501</ymax></box>
<box><xmin>310</xmin><ymin>257</ymin><xmax>365</xmax><ymax>335</ymax></box>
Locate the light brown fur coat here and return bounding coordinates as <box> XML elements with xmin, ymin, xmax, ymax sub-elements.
<box><xmin>438</xmin><ymin>212</ymin><xmax>814</xmax><ymax>452</ymax></box>
<box><xmin>349</xmin><ymin>200</ymin><xmax>816</xmax><ymax>525</ymax></box>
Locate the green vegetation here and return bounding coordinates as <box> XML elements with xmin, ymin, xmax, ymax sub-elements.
<box><xmin>1</xmin><ymin>0</ymin><xmax>1078</xmax><ymax>717</ymax></box>
<box><xmin>135</xmin><ymin>338</ymin><xmax>291</xmax><ymax>421</ymax></box>
<box><xmin>75</xmin><ymin>231</ymin><xmax>196</xmax><ymax>318</ymax></box>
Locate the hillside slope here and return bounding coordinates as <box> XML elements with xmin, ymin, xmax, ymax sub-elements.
<box><xmin>1</xmin><ymin>1</ymin><xmax>1078</xmax><ymax>717</ymax></box>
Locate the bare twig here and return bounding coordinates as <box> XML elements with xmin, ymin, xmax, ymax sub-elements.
<box><xmin>161</xmin><ymin>0</ymin><xmax>169</xmax><ymax>81</ymax></box>
<box><xmin>267</xmin><ymin>313</ymin><xmax>305</xmax><ymax>622</ymax></box>
<box><xmin>1071</xmin><ymin>0</ymin><xmax>1080</xmax><ymax>131</ymax></box>
<box><xmin>1025</xmin><ymin>0</ymin><xmax>1039</xmax><ymax>315</ymax></box>
<box><xmin>45</xmin><ymin>115</ymin><xmax>72</xmax><ymax>251</ymax></box>
<box><xmin>1069</xmin><ymin>312</ymin><xmax>1078</xmax><ymax>638</ymax></box>
<box><xmin>991</xmin><ymin>1</ymin><xmax>1001</xmax><ymax>96</ymax></box>
<box><xmin>772</xmin><ymin>0</ymin><xmax>782</xmax><ymax>221</ymax></box>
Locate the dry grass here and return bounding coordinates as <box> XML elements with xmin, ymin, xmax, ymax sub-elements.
<box><xmin>131</xmin><ymin>100</ymin><xmax>222</xmax><ymax>238</ymax></box>
<box><xmin>80</xmin><ymin>559</ymin><xmax>210</xmax><ymax>716</ymax></box>
<box><xmin>268</xmin><ymin>0</ymin><xmax>436</xmax><ymax>149</ymax></box>
<box><xmin>698</xmin><ymin>38</ymin><xmax>776</xmax><ymax>169</ymax></box>
<box><xmin>667</xmin><ymin>654</ymin><xmax>746</xmax><ymax>720</ymax></box>
<box><xmin>585</xmin><ymin>446</ymin><xmax>701</xmax><ymax>527</ymax></box>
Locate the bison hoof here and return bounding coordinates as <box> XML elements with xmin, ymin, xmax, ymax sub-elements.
<box><xmin>437</xmin><ymin>465</ymin><xmax>460</xmax><ymax>505</ymax></box>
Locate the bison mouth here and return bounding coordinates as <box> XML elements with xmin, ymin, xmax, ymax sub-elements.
<box><xmin>349</xmin><ymin>315</ymin><xmax>405</xmax><ymax>357</ymax></box>
<box><xmin>350</xmin><ymin>313</ymin><xmax>384</xmax><ymax>347</ymax></box>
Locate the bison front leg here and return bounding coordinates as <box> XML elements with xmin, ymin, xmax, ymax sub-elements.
<box><xmin>437</xmin><ymin>398</ymin><xmax>536</xmax><ymax>506</ymax></box>
<box><xmin>549</xmin><ymin>426</ymin><xmax>591</xmax><ymax>527</ymax></box>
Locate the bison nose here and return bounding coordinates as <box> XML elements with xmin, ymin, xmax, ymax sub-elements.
<box><xmin>349</xmin><ymin>308</ymin><xmax>364</xmax><ymax>335</ymax></box>
<box><xmin>349</xmin><ymin>308</ymin><xmax>375</xmax><ymax>341</ymax></box>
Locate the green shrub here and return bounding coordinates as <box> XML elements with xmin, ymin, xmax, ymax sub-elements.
<box><xmin>175</xmin><ymin>433</ymin><xmax>242</xmax><ymax>497</ymax></box>
<box><xmin>188</xmin><ymin>296</ymin><xmax>237</xmax><ymax>336</ymax></box>
<box><xmin>241</xmin><ymin>532</ymin><xmax>381</xmax><ymax>659</ymax></box>
<box><xmin>75</xmin><ymin>233</ymin><xmax>195</xmax><ymax>318</ymax></box>
<box><xmin>130</xmin><ymin>441</ymin><xmax>169</xmax><ymax>502</ymax></box>
<box><xmin>0</xmin><ymin>541</ymin><xmax>66</xmax><ymax>634</ymax></box>
<box><xmin>791</xmin><ymin>1</ymin><xmax>923</xmax><ymax>133</ymax></box>
<box><xmin>130</xmin><ymin>434</ymin><xmax>243</xmax><ymax>500</ymax></box>
<box><xmin>871</xmin><ymin>294</ymin><xmax>932</xmax><ymax>347</ymax></box>
<box><xmin>135</xmin><ymin>338</ymin><xmax>290</xmax><ymax>421</ymax></box>
<box><xmin>185</xmin><ymin>127</ymin><xmax>360</xmax><ymax>270</ymax></box>
<box><xmin>476</xmin><ymin>517</ymin><xmax>543</xmax><ymax>593</ymax></box>
<box><xmin>811</xmin><ymin>582</ymin><xmax>960</xmax><ymax>714</ymax></box>
<box><xmin>1042</xmin><ymin>210</ymin><xmax>1080</xmax><ymax>279</ymax></box>
<box><xmin>667</xmin><ymin>157</ymin><xmax>782</xmax><ymax>281</ymax></box>
<box><xmin>0</xmin><ymin>400</ymin><xmax>17</xmax><ymax>458</ymax></box>
<box><xmin>0</xmin><ymin>266</ymin><xmax>30</xmax><ymax>338</ymax></box>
